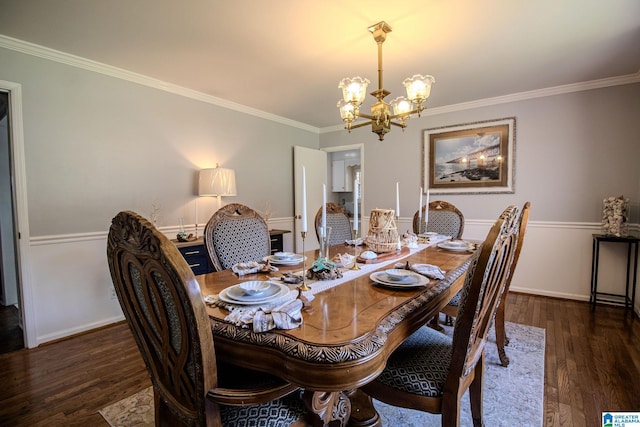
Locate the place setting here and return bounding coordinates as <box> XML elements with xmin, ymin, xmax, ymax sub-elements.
<box><xmin>370</xmin><ymin>268</ymin><xmax>430</xmax><ymax>289</ymax></box>
<box><xmin>208</xmin><ymin>280</ymin><xmax>291</xmax><ymax>306</ymax></box>
<box><xmin>263</xmin><ymin>251</ymin><xmax>307</xmax><ymax>266</ymax></box>
<box><xmin>437</xmin><ymin>239</ymin><xmax>478</xmax><ymax>252</ymax></box>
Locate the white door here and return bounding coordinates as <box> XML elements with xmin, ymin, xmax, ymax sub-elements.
<box><xmin>293</xmin><ymin>146</ymin><xmax>327</xmax><ymax>252</ymax></box>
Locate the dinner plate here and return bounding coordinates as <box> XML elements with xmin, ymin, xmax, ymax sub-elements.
<box><xmin>219</xmin><ymin>282</ymin><xmax>289</xmax><ymax>305</ymax></box>
<box><xmin>437</xmin><ymin>241</ymin><xmax>472</xmax><ymax>252</ymax></box>
<box><xmin>370</xmin><ymin>271</ymin><xmax>429</xmax><ymax>289</ymax></box>
<box><xmin>264</xmin><ymin>255</ymin><xmax>306</xmax><ymax>265</ymax></box>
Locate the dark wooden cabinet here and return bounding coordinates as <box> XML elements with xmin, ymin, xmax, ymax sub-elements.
<box><xmin>174</xmin><ymin>230</ymin><xmax>290</xmax><ymax>274</ymax></box>
<box><xmin>173</xmin><ymin>237</ymin><xmax>213</xmax><ymax>275</ymax></box>
<box><xmin>269</xmin><ymin>229</ymin><xmax>290</xmax><ymax>254</ymax></box>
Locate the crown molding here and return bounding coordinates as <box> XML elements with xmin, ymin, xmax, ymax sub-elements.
<box><xmin>2</xmin><ymin>34</ymin><xmax>637</xmax><ymax>136</ymax></box>
<box><xmin>0</xmin><ymin>35</ymin><xmax>319</xmax><ymax>134</ymax></box>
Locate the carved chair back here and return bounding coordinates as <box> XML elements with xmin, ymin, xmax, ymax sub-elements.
<box><xmin>451</xmin><ymin>205</ymin><xmax>519</xmax><ymax>379</ymax></box>
<box><xmin>493</xmin><ymin>201</ymin><xmax>531</xmax><ymax>366</ymax></box>
<box><xmin>413</xmin><ymin>200</ymin><xmax>464</xmax><ymax>239</ymax></box>
<box><xmin>107</xmin><ymin>211</ymin><xmax>216</xmax><ymax>426</ymax></box>
<box><xmin>204</xmin><ymin>203</ymin><xmax>270</xmax><ymax>271</ymax></box>
<box><xmin>314</xmin><ymin>202</ymin><xmax>353</xmax><ymax>246</ymax></box>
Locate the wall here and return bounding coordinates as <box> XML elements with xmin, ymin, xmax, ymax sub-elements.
<box><xmin>321</xmin><ymin>83</ymin><xmax>640</xmax><ymax>309</ymax></box>
<box><xmin>0</xmin><ymin>46</ymin><xmax>318</xmax><ymax>344</ymax></box>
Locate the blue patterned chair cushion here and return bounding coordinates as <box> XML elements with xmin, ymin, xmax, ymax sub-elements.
<box><xmin>374</xmin><ymin>326</ymin><xmax>453</xmax><ymax>398</ymax></box>
<box><xmin>220</xmin><ymin>390</ymin><xmax>306</xmax><ymax>426</ymax></box>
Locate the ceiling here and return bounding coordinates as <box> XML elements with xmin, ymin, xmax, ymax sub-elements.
<box><xmin>1</xmin><ymin>0</ymin><xmax>639</xmax><ymax>130</ymax></box>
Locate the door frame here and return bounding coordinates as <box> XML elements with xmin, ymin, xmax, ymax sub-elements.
<box><xmin>323</xmin><ymin>142</ymin><xmax>365</xmax><ymax>234</ymax></box>
<box><xmin>1</xmin><ymin>80</ymin><xmax>36</xmax><ymax>348</ymax></box>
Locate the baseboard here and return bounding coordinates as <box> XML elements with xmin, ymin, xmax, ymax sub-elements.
<box><xmin>37</xmin><ymin>314</ymin><xmax>125</xmax><ymax>346</ymax></box>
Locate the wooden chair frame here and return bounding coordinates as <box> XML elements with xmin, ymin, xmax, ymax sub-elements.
<box><xmin>107</xmin><ymin>211</ymin><xmax>299</xmax><ymax>427</ymax></box>
<box><xmin>362</xmin><ymin>205</ymin><xmax>520</xmax><ymax>427</ymax></box>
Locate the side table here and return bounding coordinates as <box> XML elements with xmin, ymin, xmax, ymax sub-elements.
<box><xmin>590</xmin><ymin>234</ymin><xmax>639</xmax><ymax>312</ymax></box>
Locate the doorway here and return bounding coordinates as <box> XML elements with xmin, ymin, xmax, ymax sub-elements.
<box><xmin>293</xmin><ymin>144</ymin><xmax>364</xmax><ymax>252</ymax></box>
<box><xmin>0</xmin><ymin>90</ymin><xmax>24</xmax><ymax>354</ymax></box>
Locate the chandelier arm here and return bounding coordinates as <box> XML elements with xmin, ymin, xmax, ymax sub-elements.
<box><xmin>389</xmin><ymin>108</ymin><xmax>421</xmax><ymax>121</ymax></box>
<box><xmin>389</xmin><ymin>120</ymin><xmax>407</xmax><ymax>128</ymax></box>
<box><xmin>355</xmin><ymin>112</ymin><xmax>375</xmax><ymax>120</ymax></box>
<box><xmin>349</xmin><ymin>120</ymin><xmax>374</xmax><ymax>130</ymax></box>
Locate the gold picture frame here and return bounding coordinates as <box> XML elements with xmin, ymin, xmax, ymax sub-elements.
<box><xmin>423</xmin><ymin>117</ymin><xmax>515</xmax><ymax>194</ymax></box>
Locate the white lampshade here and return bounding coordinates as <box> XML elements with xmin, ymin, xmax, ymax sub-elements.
<box><xmin>198</xmin><ymin>166</ymin><xmax>237</xmax><ymax>196</ymax></box>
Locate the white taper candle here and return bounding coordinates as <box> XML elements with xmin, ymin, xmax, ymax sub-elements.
<box><xmin>301</xmin><ymin>167</ymin><xmax>307</xmax><ymax>232</ymax></box>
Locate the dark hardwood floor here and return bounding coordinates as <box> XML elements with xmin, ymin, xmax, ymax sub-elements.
<box><xmin>0</xmin><ymin>293</ymin><xmax>638</xmax><ymax>426</ymax></box>
<box><xmin>0</xmin><ymin>304</ymin><xmax>24</xmax><ymax>354</ymax></box>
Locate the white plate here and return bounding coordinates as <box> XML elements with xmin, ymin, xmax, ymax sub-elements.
<box><xmin>385</xmin><ymin>269</ymin><xmax>414</xmax><ymax>281</ymax></box>
<box><xmin>264</xmin><ymin>255</ymin><xmax>306</xmax><ymax>265</ymax></box>
<box><xmin>437</xmin><ymin>241</ymin><xmax>472</xmax><ymax>252</ymax></box>
<box><xmin>370</xmin><ymin>272</ymin><xmax>429</xmax><ymax>289</ymax></box>
<box><xmin>273</xmin><ymin>251</ymin><xmax>297</xmax><ymax>260</ymax></box>
<box><xmin>219</xmin><ymin>282</ymin><xmax>289</xmax><ymax>305</ymax></box>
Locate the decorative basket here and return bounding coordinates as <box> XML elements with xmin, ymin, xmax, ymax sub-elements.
<box><xmin>602</xmin><ymin>195</ymin><xmax>629</xmax><ymax>237</ymax></box>
<box><xmin>365</xmin><ymin>208</ymin><xmax>399</xmax><ymax>253</ymax></box>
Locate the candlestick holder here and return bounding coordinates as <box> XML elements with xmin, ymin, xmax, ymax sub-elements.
<box><xmin>298</xmin><ymin>231</ymin><xmax>311</xmax><ymax>291</ymax></box>
<box><xmin>351</xmin><ymin>229</ymin><xmax>360</xmax><ymax>270</ymax></box>
<box><xmin>194</xmin><ymin>223</ymin><xmax>198</xmax><ymax>239</ymax></box>
<box><xmin>396</xmin><ymin>216</ymin><xmax>402</xmax><ymax>251</ymax></box>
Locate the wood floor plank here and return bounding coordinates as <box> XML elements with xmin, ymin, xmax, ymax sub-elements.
<box><xmin>0</xmin><ymin>294</ymin><xmax>638</xmax><ymax>426</ymax></box>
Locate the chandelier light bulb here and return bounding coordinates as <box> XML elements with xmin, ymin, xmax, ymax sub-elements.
<box><xmin>339</xmin><ymin>77</ymin><xmax>370</xmax><ymax>105</ymax></box>
<box><xmin>403</xmin><ymin>74</ymin><xmax>435</xmax><ymax>104</ymax></box>
<box><xmin>337</xmin><ymin>99</ymin><xmax>357</xmax><ymax>123</ymax></box>
<box><xmin>390</xmin><ymin>96</ymin><xmax>412</xmax><ymax>116</ymax></box>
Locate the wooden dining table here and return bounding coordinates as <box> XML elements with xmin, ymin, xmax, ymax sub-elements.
<box><xmin>196</xmin><ymin>242</ymin><xmax>475</xmax><ymax>426</ymax></box>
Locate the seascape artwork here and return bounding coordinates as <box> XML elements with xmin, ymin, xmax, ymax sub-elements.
<box><xmin>423</xmin><ymin>118</ymin><xmax>515</xmax><ymax>194</ymax></box>
<box><xmin>433</xmin><ymin>132</ymin><xmax>502</xmax><ymax>183</ymax></box>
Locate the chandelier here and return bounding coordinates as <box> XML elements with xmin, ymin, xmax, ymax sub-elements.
<box><xmin>337</xmin><ymin>21</ymin><xmax>435</xmax><ymax>141</ymax></box>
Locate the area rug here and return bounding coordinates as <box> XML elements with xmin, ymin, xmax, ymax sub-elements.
<box><xmin>100</xmin><ymin>322</ymin><xmax>544</xmax><ymax>427</ymax></box>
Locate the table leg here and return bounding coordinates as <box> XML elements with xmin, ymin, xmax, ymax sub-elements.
<box><xmin>590</xmin><ymin>237</ymin><xmax>599</xmax><ymax>309</ymax></box>
<box><xmin>346</xmin><ymin>389</ymin><xmax>382</xmax><ymax>427</ymax></box>
<box><xmin>302</xmin><ymin>390</ymin><xmax>351</xmax><ymax>426</ymax></box>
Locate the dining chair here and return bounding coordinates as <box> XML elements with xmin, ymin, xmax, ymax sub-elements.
<box><xmin>360</xmin><ymin>205</ymin><xmax>520</xmax><ymax>427</ymax></box>
<box><xmin>414</xmin><ymin>200</ymin><xmax>465</xmax><ymax>329</ymax></box>
<box><xmin>413</xmin><ymin>200</ymin><xmax>464</xmax><ymax>239</ymax></box>
<box><xmin>107</xmin><ymin>211</ymin><xmax>305</xmax><ymax>427</ymax></box>
<box><xmin>314</xmin><ymin>202</ymin><xmax>353</xmax><ymax>246</ymax></box>
<box><xmin>204</xmin><ymin>203</ymin><xmax>271</xmax><ymax>271</ymax></box>
<box><xmin>441</xmin><ymin>202</ymin><xmax>530</xmax><ymax>367</ymax></box>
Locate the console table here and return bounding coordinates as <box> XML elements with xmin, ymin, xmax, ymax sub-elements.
<box><xmin>590</xmin><ymin>234</ymin><xmax>639</xmax><ymax>312</ymax></box>
<box><xmin>174</xmin><ymin>229</ymin><xmax>291</xmax><ymax>275</ymax></box>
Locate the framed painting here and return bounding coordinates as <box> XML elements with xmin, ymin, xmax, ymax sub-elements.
<box><xmin>423</xmin><ymin>117</ymin><xmax>515</xmax><ymax>194</ymax></box>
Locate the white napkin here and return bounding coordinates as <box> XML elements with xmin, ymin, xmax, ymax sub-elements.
<box><xmin>252</xmin><ymin>299</ymin><xmax>303</xmax><ymax>332</ymax></box>
<box><xmin>231</xmin><ymin>261</ymin><xmax>278</xmax><ymax>276</ymax></box>
<box><xmin>394</xmin><ymin>262</ymin><xmax>446</xmax><ymax>280</ymax></box>
<box><xmin>204</xmin><ymin>289</ymin><xmax>310</xmax><ymax>332</ymax></box>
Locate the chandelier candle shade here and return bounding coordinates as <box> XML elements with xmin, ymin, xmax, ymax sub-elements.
<box><xmin>337</xmin><ymin>21</ymin><xmax>435</xmax><ymax>141</ymax></box>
